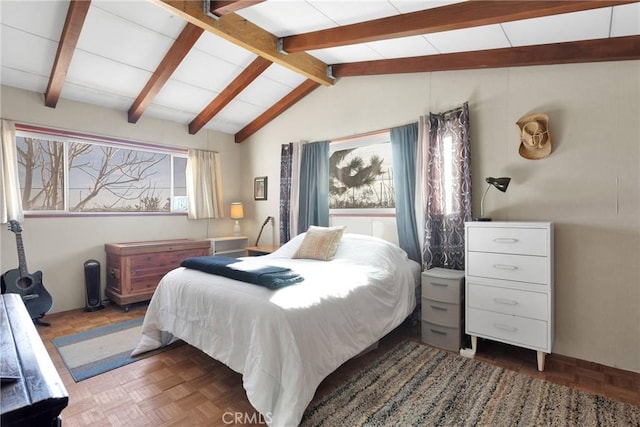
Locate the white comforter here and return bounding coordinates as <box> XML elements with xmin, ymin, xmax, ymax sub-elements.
<box><xmin>132</xmin><ymin>233</ymin><xmax>417</xmax><ymax>427</ymax></box>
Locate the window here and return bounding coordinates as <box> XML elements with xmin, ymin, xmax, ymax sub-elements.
<box><xmin>329</xmin><ymin>132</ymin><xmax>394</xmax><ymax>213</ymax></box>
<box><xmin>15</xmin><ymin>126</ymin><xmax>187</xmax><ymax>214</ymax></box>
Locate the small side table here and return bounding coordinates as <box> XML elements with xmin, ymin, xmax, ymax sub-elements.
<box><xmin>246</xmin><ymin>245</ymin><xmax>280</xmax><ymax>256</ymax></box>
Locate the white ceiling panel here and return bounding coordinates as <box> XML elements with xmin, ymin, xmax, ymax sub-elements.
<box><xmin>309</xmin><ymin>43</ymin><xmax>384</xmax><ymax>64</ymax></box>
<box><xmin>367</xmin><ymin>35</ymin><xmax>439</xmax><ymax>59</ymax></box>
<box><xmin>426</xmin><ymin>24</ymin><xmax>510</xmax><ymax>53</ymax></box>
<box><xmin>216</xmin><ymin>99</ymin><xmax>267</xmax><ymax>133</ymax></box>
<box><xmin>171</xmin><ymin>48</ymin><xmax>249</xmax><ymax>93</ymax></box>
<box><xmin>236</xmin><ymin>1</ymin><xmax>336</xmax><ymax>36</ymax></box>
<box><xmin>0</xmin><ymin>66</ymin><xmax>50</xmax><ymax>94</ymax></box>
<box><xmin>193</xmin><ymin>32</ymin><xmax>256</xmax><ymax>69</ymax></box>
<box><xmin>65</xmin><ymin>50</ymin><xmax>151</xmax><ymax>98</ymax></box>
<box><xmin>153</xmin><ymin>79</ymin><xmax>217</xmax><ymax>115</ymax></box>
<box><xmin>0</xmin><ymin>0</ymin><xmax>68</xmax><ymax>41</ymax></box>
<box><xmin>143</xmin><ymin>104</ymin><xmax>198</xmax><ymax>126</ymax></box>
<box><xmin>260</xmin><ymin>63</ymin><xmax>307</xmax><ymax>88</ymax></box>
<box><xmin>1</xmin><ymin>26</ymin><xmax>58</xmax><ymax>76</ymax></box>
<box><xmin>237</xmin><ymin>75</ymin><xmax>297</xmax><ymax>108</ymax></box>
<box><xmin>77</xmin><ymin>5</ymin><xmax>174</xmax><ymax>71</ymax></box>
<box><xmin>90</xmin><ymin>0</ymin><xmax>185</xmax><ymax>39</ymax></box>
<box><xmin>611</xmin><ymin>3</ymin><xmax>640</xmax><ymax>37</ymax></box>
<box><xmin>61</xmin><ymin>82</ymin><xmax>134</xmax><ymax>112</ymax></box>
<box><xmin>502</xmin><ymin>8</ymin><xmax>612</xmax><ymax>47</ymax></box>
<box><xmin>203</xmin><ymin>116</ymin><xmax>246</xmax><ymax>135</ymax></box>
<box><xmin>308</xmin><ymin>1</ymin><xmax>399</xmax><ymax>25</ymax></box>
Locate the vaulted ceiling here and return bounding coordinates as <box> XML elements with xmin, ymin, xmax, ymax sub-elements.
<box><xmin>1</xmin><ymin>0</ymin><xmax>639</xmax><ymax>143</ymax></box>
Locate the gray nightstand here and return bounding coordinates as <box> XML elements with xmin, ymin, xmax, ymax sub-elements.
<box><xmin>421</xmin><ymin>268</ymin><xmax>465</xmax><ymax>351</ymax></box>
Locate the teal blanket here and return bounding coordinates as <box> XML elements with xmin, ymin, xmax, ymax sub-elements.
<box><xmin>180</xmin><ymin>256</ymin><xmax>304</xmax><ymax>290</ymax></box>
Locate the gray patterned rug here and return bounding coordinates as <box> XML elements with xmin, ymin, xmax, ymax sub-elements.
<box><xmin>302</xmin><ymin>340</ymin><xmax>640</xmax><ymax>426</ymax></box>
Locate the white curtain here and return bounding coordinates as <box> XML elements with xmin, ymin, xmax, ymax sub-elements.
<box><xmin>289</xmin><ymin>141</ymin><xmax>301</xmax><ymax>237</ymax></box>
<box><xmin>415</xmin><ymin>115</ymin><xmax>429</xmax><ymax>257</ymax></box>
<box><xmin>186</xmin><ymin>149</ymin><xmax>224</xmax><ymax>220</ymax></box>
<box><xmin>1</xmin><ymin>119</ymin><xmax>24</xmax><ymax>224</ymax></box>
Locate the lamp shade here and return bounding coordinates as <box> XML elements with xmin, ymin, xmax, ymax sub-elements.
<box><xmin>230</xmin><ymin>202</ymin><xmax>244</xmax><ymax>219</ymax></box>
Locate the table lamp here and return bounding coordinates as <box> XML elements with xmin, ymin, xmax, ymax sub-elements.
<box><xmin>230</xmin><ymin>202</ymin><xmax>244</xmax><ymax>235</ymax></box>
<box><xmin>477</xmin><ymin>177</ymin><xmax>511</xmax><ymax>221</ymax></box>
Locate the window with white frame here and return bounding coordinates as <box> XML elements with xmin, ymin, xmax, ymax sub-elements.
<box><xmin>329</xmin><ymin>131</ymin><xmax>395</xmax><ymax>213</ymax></box>
<box><xmin>15</xmin><ymin>126</ymin><xmax>187</xmax><ymax>214</ymax></box>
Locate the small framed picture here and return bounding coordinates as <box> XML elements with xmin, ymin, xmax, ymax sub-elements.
<box><xmin>254</xmin><ymin>176</ymin><xmax>267</xmax><ymax>201</ymax></box>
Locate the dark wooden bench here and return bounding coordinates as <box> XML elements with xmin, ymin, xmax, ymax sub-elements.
<box><xmin>1</xmin><ymin>293</ymin><xmax>68</xmax><ymax>426</ymax></box>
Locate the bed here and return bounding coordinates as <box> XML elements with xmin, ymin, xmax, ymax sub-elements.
<box><xmin>132</xmin><ymin>231</ymin><xmax>420</xmax><ymax>427</ymax></box>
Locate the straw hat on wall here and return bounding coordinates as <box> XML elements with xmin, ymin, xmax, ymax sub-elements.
<box><xmin>516</xmin><ymin>113</ymin><xmax>552</xmax><ymax>160</ymax></box>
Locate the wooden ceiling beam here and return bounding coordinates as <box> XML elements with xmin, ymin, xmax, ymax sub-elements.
<box><xmin>189</xmin><ymin>56</ymin><xmax>272</xmax><ymax>135</ymax></box>
<box><xmin>128</xmin><ymin>23</ymin><xmax>204</xmax><ymax>124</ymax></box>
<box><xmin>235</xmin><ymin>79</ymin><xmax>320</xmax><ymax>143</ymax></box>
<box><xmin>44</xmin><ymin>0</ymin><xmax>91</xmax><ymax>108</ymax></box>
<box><xmin>208</xmin><ymin>1</ymin><xmax>265</xmax><ymax>16</ymax></box>
<box><xmin>152</xmin><ymin>0</ymin><xmax>334</xmax><ymax>86</ymax></box>
<box><xmin>332</xmin><ymin>36</ymin><xmax>640</xmax><ymax>77</ymax></box>
<box><xmin>281</xmin><ymin>0</ymin><xmax>638</xmax><ymax>53</ymax></box>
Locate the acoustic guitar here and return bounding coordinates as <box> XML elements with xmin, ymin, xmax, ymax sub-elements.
<box><xmin>1</xmin><ymin>220</ymin><xmax>53</xmax><ymax>325</ymax></box>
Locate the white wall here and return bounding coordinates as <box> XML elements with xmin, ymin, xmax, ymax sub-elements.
<box><xmin>0</xmin><ymin>85</ymin><xmax>244</xmax><ymax>313</ymax></box>
<box><xmin>239</xmin><ymin>61</ymin><xmax>640</xmax><ymax>373</ymax></box>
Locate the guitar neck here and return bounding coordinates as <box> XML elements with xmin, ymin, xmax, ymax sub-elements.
<box><xmin>15</xmin><ymin>232</ymin><xmax>29</xmax><ymax>278</ymax></box>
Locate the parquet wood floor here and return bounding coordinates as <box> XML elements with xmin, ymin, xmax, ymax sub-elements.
<box><xmin>37</xmin><ymin>302</ymin><xmax>639</xmax><ymax>426</ymax></box>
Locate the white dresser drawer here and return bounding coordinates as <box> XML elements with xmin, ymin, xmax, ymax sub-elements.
<box><xmin>422</xmin><ymin>298</ymin><xmax>461</xmax><ymax>327</ymax></box>
<box><xmin>467</xmin><ymin>226</ymin><xmax>548</xmax><ymax>256</ymax></box>
<box><xmin>467</xmin><ymin>308</ymin><xmax>548</xmax><ymax>350</ymax></box>
<box><xmin>468</xmin><ymin>283</ymin><xmax>548</xmax><ymax>320</ymax></box>
<box><xmin>467</xmin><ymin>252</ymin><xmax>549</xmax><ymax>285</ymax></box>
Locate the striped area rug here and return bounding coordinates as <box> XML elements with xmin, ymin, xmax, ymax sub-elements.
<box><xmin>52</xmin><ymin>317</ymin><xmax>179</xmax><ymax>382</ymax></box>
<box><xmin>302</xmin><ymin>340</ymin><xmax>640</xmax><ymax>426</ymax></box>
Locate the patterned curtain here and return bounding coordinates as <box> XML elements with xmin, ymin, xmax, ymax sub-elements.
<box><xmin>279</xmin><ymin>143</ymin><xmax>293</xmax><ymax>243</ymax></box>
<box><xmin>421</xmin><ymin>102</ymin><xmax>472</xmax><ymax>270</ymax></box>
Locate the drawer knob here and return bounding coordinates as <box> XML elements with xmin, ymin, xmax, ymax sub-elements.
<box><xmin>493</xmin><ymin>298</ymin><xmax>518</xmax><ymax>306</ymax></box>
<box><xmin>493</xmin><ymin>264</ymin><xmax>518</xmax><ymax>270</ymax></box>
<box><xmin>493</xmin><ymin>238</ymin><xmax>519</xmax><ymax>243</ymax></box>
<box><xmin>494</xmin><ymin>323</ymin><xmax>518</xmax><ymax>333</ymax></box>
<box><xmin>430</xmin><ymin>329</ymin><xmax>447</xmax><ymax>335</ymax></box>
<box><xmin>430</xmin><ymin>305</ymin><xmax>448</xmax><ymax>311</ymax></box>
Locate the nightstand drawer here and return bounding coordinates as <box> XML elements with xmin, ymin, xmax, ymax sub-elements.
<box><xmin>467</xmin><ymin>227</ymin><xmax>548</xmax><ymax>256</ymax></box>
<box><xmin>468</xmin><ymin>283</ymin><xmax>547</xmax><ymax>320</ymax></box>
<box><xmin>467</xmin><ymin>308</ymin><xmax>548</xmax><ymax>350</ymax></box>
<box><xmin>421</xmin><ymin>321</ymin><xmax>462</xmax><ymax>351</ymax></box>
<box><xmin>422</xmin><ymin>298</ymin><xmax>461</xmax><ymax>327</ymax></box>
<box><xmin>422</xmin><ymin>268</ymin><xmax>465</xmax><ymax>302</ymax></box>
<box><xmin>467</xmin><ymin>252</ymin><xmax>548</xmax><ymax>285</ymax></box>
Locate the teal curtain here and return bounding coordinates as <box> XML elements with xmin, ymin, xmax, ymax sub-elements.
<box><xmin>298</xmin><ymin>141</ymin><xmax>329</xmax><ymax>232</ymax></box>
<box><xmin>391</xmin><ymin>123</ymin><xmax>421</xmax><ymax>263</ymax></box>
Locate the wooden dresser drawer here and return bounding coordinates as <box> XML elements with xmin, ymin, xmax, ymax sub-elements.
<box><xmin>467</xmin><ymin>308</ymin><xmax>548</xmax><ymax>350</ymax></box>
<box><xmin>467</xmin><ymin>283</ymin><xmax>548</xmax><ymax>320</ymax></box>
<box><xmin>467</xmin><ymin>252</ymin><xmax>549</xmax><ymax>285</ymax></box>
<box><xmin>467</xmin><ymin>226</ymin><xmax>548</xmax><ymax>256</ymax></box>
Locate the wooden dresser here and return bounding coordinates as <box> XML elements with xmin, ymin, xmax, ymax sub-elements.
<box><xmin>105</xmin><ymin>239</ymin><xmax>210</xmax><ymax>310</ymax></box>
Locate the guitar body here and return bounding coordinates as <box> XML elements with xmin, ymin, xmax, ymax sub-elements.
<box><xmin>1</xmin><ymin>268</ymin><xmax>52</xmax><ymax>320</ymax></box>
<box><xmin>2</xmin><ymin>220</ymin><xmax>53</xmax><ymax>322</ymax></box>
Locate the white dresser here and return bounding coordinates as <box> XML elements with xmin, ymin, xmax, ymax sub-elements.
<box><xmin>465</xmin><ymin>221</ymin><xmax>553</xmax><ymax>371</ymax></box>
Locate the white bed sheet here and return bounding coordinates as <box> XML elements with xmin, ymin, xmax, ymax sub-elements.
<box><xmin>132</xmin><ymin>233</ymin><xmax>417</xmax><ymax>427</ymax></box>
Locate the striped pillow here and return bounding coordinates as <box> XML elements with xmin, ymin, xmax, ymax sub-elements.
<box><xmin>294</xmin><ymin>226</ymin><xmax>346</xmax><ymax>261</ymax></box>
